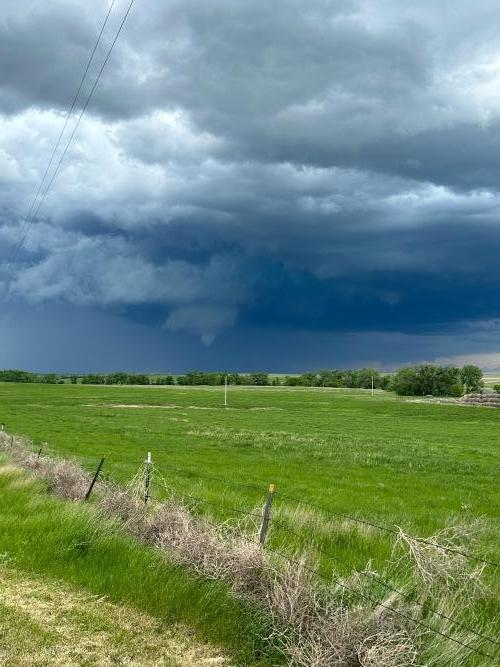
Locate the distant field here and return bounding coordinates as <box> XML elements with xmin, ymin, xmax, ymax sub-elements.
<box><xmin>1</xmin><ymin>382</ymin><xmax>499</xmax><ymax>663</ymax></box>
<box><xmin>483</xmin><ymin>373</ymin><xmax>500</xmax><ymax>388</ymax></box>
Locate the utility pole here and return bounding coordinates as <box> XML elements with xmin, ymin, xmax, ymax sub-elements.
<box><xmin>224</xmin><ymin>374</ymin><xmax>228</xmax><ymax>408</ymax></box>
<box><xmin>371</xmin><ymin>375</ymin><xmax>374</xmax><ymax>397</ymax></box>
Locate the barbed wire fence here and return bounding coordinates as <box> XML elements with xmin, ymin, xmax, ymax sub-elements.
<box><xmin>139</xmin><ymin>454</ymin><xmax>500</xmax><ymax>662</ymax></box>
<box><xmin>1</xmin><ymin>430</ymin><xmax>499</xmax><ymax>663</ymax></box>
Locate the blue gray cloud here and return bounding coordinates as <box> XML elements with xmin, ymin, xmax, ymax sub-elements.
<box><xmin>1</xmin><ymin>0</ymin><xmax>500</xmax><ymax>369</ymax></box>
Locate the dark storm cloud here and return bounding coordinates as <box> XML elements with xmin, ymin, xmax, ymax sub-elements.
<box><xmin>2</xmin><ymin>0</ymin><xmax>500</xmax><ymax>367</ymax></box>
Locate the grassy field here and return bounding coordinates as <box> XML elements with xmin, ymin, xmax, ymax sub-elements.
<box><xmin>1</xmin><ymin>382</ymin><xmax>499</xmax><ymax>664</ymax></box>
<box><xmin>0</xmin><ymin>462</ymin><xmax>275</xmax><ymax>666</ymax></box>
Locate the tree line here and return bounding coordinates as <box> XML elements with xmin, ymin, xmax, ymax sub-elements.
<box><xmin>285</xmin><ymin>364</ymin><xmax>484</xmax><ymax>396</ymax></box>
<box><xmin>0</xmin><ymin>364</ymin><xmax>485</xmax><ymax>396</ymax></box>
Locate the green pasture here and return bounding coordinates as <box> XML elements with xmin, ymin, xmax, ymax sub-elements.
<box><xmin>1</xmin><ymin>381</ymin><xmax>499</xmax><ymax>663</ymax></box>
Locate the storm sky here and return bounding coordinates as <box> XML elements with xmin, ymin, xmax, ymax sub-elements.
<box><xmin>2</xmin><ymin>0</ymin><xmax>500</xmax><ymax>372</ymax></box>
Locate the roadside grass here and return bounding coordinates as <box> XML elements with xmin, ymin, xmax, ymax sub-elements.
<box><xmin>0</xmin><ymin>563</ymin><xmax>234</xmax><ymax>666</ymax></box>
<box><xmin>2</xmin><ymin>448</ymin><xmax>500</xmax><ymax>665</ymax></box>
<box><xmin>0</xmin><ymin>382</ymin><xmax>499</xmax><ymax>650</ymax></box>
<box><xmin>0</xmin><ymin>461</ymin><xmax>279</xmax><ymax>666</ymax></box>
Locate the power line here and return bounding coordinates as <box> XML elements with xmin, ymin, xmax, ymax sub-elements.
<box><xmin>5</xmin><ymin>0</ymin><xmax>136</xmax><ymax>283</ymax></box>
<box><xmin>9</xmin><ymin>0</ymin><xmax>118</xmax><ymax>274</ymax></box>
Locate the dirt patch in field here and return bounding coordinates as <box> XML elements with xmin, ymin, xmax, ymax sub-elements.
<box><xmin>88</xmin><ymin>403</ymin><xmax>181</xmax><ymax>409</ymax></box>
<box><xmin>89</xmin><ymin>404</ymin><xmax>224</xmax><ymax>411</ymax></box>
<box><xmin>89</xmin><ymin>404</ymin><xmax>281</xmax><ymax>412</ymax></box>
<box><xmin>0</xmin><ymin>564</ymin><xmax>230</xmax><ymax>667</ymax></box>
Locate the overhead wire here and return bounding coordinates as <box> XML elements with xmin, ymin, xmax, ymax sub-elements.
<box><xmin>4</xmin><ymin>0</ymin><xmax>136</xmax><ymax>285</ymax></box>
<box><xmin>11</xmin><ymin>0</ymin><xmax>118</xmax><ymax>261</ymax></box>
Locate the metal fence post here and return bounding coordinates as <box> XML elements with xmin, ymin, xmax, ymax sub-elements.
<box><xmin>259</xmin><ymin>483</ymin><xmax>275</xmax><ymax>546</ymax></box>
<box><xmin>144</xmin><ymin>452</ymin><xmax>153</xmax><ymax>504</ymax></box>
<box><xmin>84</xmin><ymin>457</ymin><xmax>105</xmax><ymax>501</ymax></box>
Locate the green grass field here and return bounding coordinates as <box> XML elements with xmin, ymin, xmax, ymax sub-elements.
<box><xmin>0</xmin><ymin>463</ymin><xmax>275</xmax><ymax>666</ymax></box>
<box><xmin>1</xmin><ymin>382</ymin><xmax>499</xmax><ymax>664</ymax></box>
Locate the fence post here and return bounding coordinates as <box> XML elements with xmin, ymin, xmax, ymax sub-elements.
<box><xmin>259</xmin><ymin>483</ymin><xmax>275</xmax><ymax>546</ymax></box>
<box><xmin>144</xmin><ymin>452</ymin><xmax>153</xmax><ymax>504</ymax></box>
<box><xmin>84</xmin><ymin>457</ymin><xmax>105</xmax><ymax>501</ymax></box>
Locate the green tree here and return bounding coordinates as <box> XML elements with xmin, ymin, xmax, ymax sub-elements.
<box><xmin>0</xmin><ymin>370</ymin><xmax>36</xmax><ymax>383</ymax></box>
<box><xmin>391</xmin><ymin>364</ymin><xmax>461</xmax><ymax>397</ymax></box>
<box><xmin>249</xmin><ymin>372</ymin><xmax>269</xmax><ymax>386</ymax></box>
<box><xmin>106</xmin><ymin>372</ymin><xmax>128</xmax><ymax>385</ymax></box>
<box><xmin>460</xmin><ymin>365</ymin><xmax>483</xmax><ymax>393</ymax></box>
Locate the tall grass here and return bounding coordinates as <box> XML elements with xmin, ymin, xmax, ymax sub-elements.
<box><xmin>0</xmin><ymin>460</ymin><xmax>278</xmax><ymax>666</ymax></box>
<box><xmin>2</xmin><ymin>432</ymin><xmax>499</xmax><ymax>666</ymax></box>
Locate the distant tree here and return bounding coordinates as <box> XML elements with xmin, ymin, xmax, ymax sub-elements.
<box><xmin>493</xmin><ymin>383</ymin><xmax>500</xmax><ymax>394</ymax></box>
<box><xmin>379</xmin><ymin>375</ymin><xmax>392</xmax><ymax>390</ymax></box>
<box><xmin>81</xmin><ymin>374</ymin><xmax>105</xmax><ymax>385</ymax></box>
<box><xmin>284</xmin><ymin>375</ymin><xmax>301</xmax><ymax>386</ymax></box>
<box><xmin>391</xmin><ymin>364</ymin><xmax>461</xmax><ymax>396</ymax></box>
<box><xmin>126</xmin><ymin>374</ymin><xmax>150</xmax><ymax>385</ymax></box>
<box><xmin>154</xmin><ymin>375</ymin><xmax>174</xmax><ymax>385</ymax></box>
<box><xmin>317</xmin><ymin>370</ymin><xmax>344</xmax><ymax>387</ymax></box>
<box><xmin>249</xmin><ymin>372</ymin><xmax>269</xmax><ymax>386</ymax></box>
<box><xmin>0</xmin><ymin>369</ymin><xmax>36</xmax><ymax>383</ymax></box>
<box><xmin>296</xmin><ymin>372</ymin><xmax>317</xmax><ymax>387</ymax></box>
<box><xmin>39</xmin><ymin>374</ymin><xmax>58</xmax><ymax>384</ymax></box>
<box><xmin>227</xmin><ymin>373</ymin><xmax>242</xmax><ymax>385</ymax></box>
<box><xmin>460</xmin><ymin>365</ymin><xmax>483</xmax><ymax>394</ymax></box>
<box><xmin>106</xmin><ymin>372</ymin><xmax>128</xmax><ymax>385</ymax></box>
<box><xmin>70</xmin><ymin>375</ymin><xmax>78</xmax><ymax>384</ymax></box>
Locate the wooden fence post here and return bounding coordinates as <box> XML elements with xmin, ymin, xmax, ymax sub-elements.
<box><xmin>259</xmin><ymin>483</ymin><xmax>275</xmax><ymax>546</ymax></box>
<box><xmin>144</xmin><ymin>452</ymin><xmax>153</xmax><ymax>504</ymax></box>
<box><xmin>84</xmin><ymin>457</ymin><xmax>105</xmax><ymax>501</ymax></box>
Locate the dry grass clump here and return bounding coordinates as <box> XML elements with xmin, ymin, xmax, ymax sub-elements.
<box><xmin>267</xmin><ymin>559</ymin><xmax>418</xmax><ymax>667</ymax></box>
<box><xmin>393</xmin><ymin>525</ymin><xmax>486</xmax><ymax>592</ymax></box>
<box><xmin>97</xmin><ymin>483</ymin><xmax>420</xmax><ymax>665</ymax></box>
<box><xmin>0</xmin><ymin>431</ymin><xmax>91</xmax><ymax>500</ymax></box>
<box><xmin>98</xmin><ymin>485</ymin><xmax>267</xmax><ymax>596</ymax></box>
